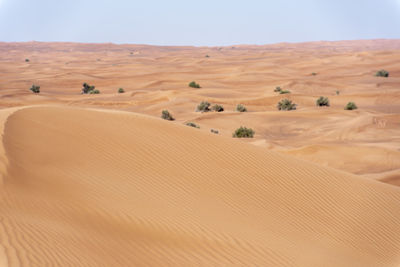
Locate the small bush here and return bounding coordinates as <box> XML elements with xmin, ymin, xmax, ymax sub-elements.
<box><xmin>89</xmin><ymin>89</ymin><xmax>100</xmax><ymax>94</ymax></box>
<box><xmin>336</xmin><ymin>90</ymin><xmax>340</xmax><ymax>95</ymax></box>
<box><xmin>316</xmin><ymin>96</ymin><xmax>330</xmax><ymax>107</ymax></box>
<box><xmin>161</xmin><ymin>110</ymin><xmax>175</xmax><ymax>120</ymax></box>
<box><xmin>82</xmin><ymin>83</ymin><xmax>96</xmax><ymax>94</ymax></box>
<box><xmin>25</xmin><ymin>58</ymin><xmax>30</xmax><ymax>62</ymax></box>
<box><xmin>211</xmin><ymin>129</ymin><xmax>219</xmax><ymax>134</ymax></box>
<box><xmin>279</xmin><ymin>90</ymin><xmax>291</xmax><ymax>94</ymax></box>
<box><xmin>205</xmin><ymin>55</ymin><xmax>210</xmax><ymax>58</ymax></box>
<box><xmin>277</xmin><ymin>99</ymin><xmax>297</xmax><ymax>111</ymax></box>
<box><xmin>197</xmin><ymin>101</ymin><xmax>211</xmax><ymax>112</ymax></box>
<box><xmin>312</xmin><ymin>72</ymin><xmax>317</xmax><ymax>76</ymax></box>
<box><xmin>345</xmin><ymin>102</ymin><xmax>357</xmax><ymax>110</ymax></box>
<box><xmin>274</xmin><ymin>86</ymin><xmax>282</xmax><ymax>92</ymax></box>
<box><xmin>236</xmin><ymin>104</ymin><xmax>247</xmax><ymax>112</ymax></box>
<box><xmin>212</xmin><ymin>104</ymin><xmax>224</xmax><ymax>112</ymax></box>
<box><xmin>30</xmin><ymin>84</ymin><xmax>40</xmax><ymax>94</ymax></box>
<box><xmin>186</xmin><ymin>122</ymin><xmax>200</xmax><ymax>128</ymax></box>
<box><xmin>118</xmin><ymin>88</ymin><xmax>125</xmax><ymax>93</ymax></box>
<box><xmin>375</xmin><ymin>70</ymin><xmax>389</xmax><ymax>77</ymax></box>
<box><xmin>189</xmin><ymin>81</ymin><xmax>201</xmax><ymax>88</ymax></box>
<box><xmin>232</xmin><ymin>126</ymin><xmax>255</xmax><ymax>138</ymax></box>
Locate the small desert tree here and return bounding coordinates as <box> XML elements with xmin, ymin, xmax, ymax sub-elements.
<box><xmin>375</xmin><ymin>70</ymin><xmax>389</xmax><ymax>77</ymax></box>
<box><xmin>277</xmin><ymin>99</ymin><xmax>297</xmax><ymax>111</ymax></box>
<box><xmin>196</xmin><ymin>101</ymin><xmax>211</xmax><ymax>112</ymax></box>
<box><xmin>189</xmin><ymin>81</ymin><xmax>201</xmax><ymax>88</ymax></box>
<box><xmin>232</xmin><ymin>126</ymin><xmax>255</xmax><ymax>138</ymax></box>
<box><xmin>236</xmin><ymin>104</ymin><xmax>247</xmax><ymax>112</ymax></box>
<box><xmin>161</xmin><ymin>110</ymin><xmax>175</xmax><ymax>120</ymax></box>
<box><xmin>316</xmin><ymin>96</ymin><xmax>330</xmax><ymax>107</ymax></box>
<box><xmin>212</xmin><ymin>104</ymin><xmax>224</xmax><ymax>112</ymax></box>
<box><xmin>345</xmin><ymin>102</ymin><xmax>357</xmax><ymax>110</ymax></box>
<box><xmin>30</xmin><ymin>84</ymin><xmax>40</xmax><ymax>94</ymax></box>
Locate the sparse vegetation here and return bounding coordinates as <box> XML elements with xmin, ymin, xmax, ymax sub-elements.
<box><xmin>277</xmin><ymin>99</ymin><xmax>297</xmax><ymax>111</ymax></box>
<box><xmin>279</xmin><ymin>90</ymin><xmax>291</xmax><ymax>94</ymax></box>
<box><xmin>161</xmin><ymin>110</ymin><xmax>175</xmax><ymax>120</ymax></box>
<box><xmin>81</xmin><ymin>83</ymin><xmax>97</xmax><ymax>94</ymax></box>
<box><xmin>189</xmin><ymin>81</ymin><xmax>201</xmax><ymax>88</ymax></box>
<box><xmin>232</xmin><ymin>126</ymin><xmax>255</xmax><ymax>138</ymax></box>
<box><xmin>186</xmin><ymin>122</ymin><xmax>200</xmax><ymax>128</ymax></box>
<box><xmin>316</xmin><ymin>96</ymin><xmax>330</xmax><ymax>107</ymax></box>
<box><xmin>25</xmin><ymin>58</ymin><xmax>30</xmax><ymax>62</ymax></box>
<box><xmin>30</xmin><ymin>84</ymin><xmax>40</xmax><ymax>94</ymax></box>
<box><xmin>89</xmin><ymin>89</ymin><xmax>100</xmax><ymax>94</ymax></box>
<box><xmin>211</xmin><ymin>129</ymin><xmax>219</xmax><ymax>134</ymax></box>
<box><xmin>375</xmin><ymin>69</ymin><xmax>389</xmax><ymax>77</ymax></box>
<box><xmin>236</xmin><ymin>104</ymin><xmax>247</xmax><ymax>112</ymax></box>
<box><xmin>345</xmin><ymin>102</ymin><xmax>357</xmax><ymax>110</ymax></box>
<box><xmin>118</xmin><ymin>88</ymin><xmax>125</xmax><ymax>93</ymax></box>
<box><xmin>274</xmin><ymin>86</ymin><xmax>282</xmax><ymax>92</ymax></box>
<box><xmin>211</xmin><ymin>104</ymin><xmax>224</xmax><ymax>112</ymax></box>
<box><xmin>196</xmin><ymin>101</ymin><xmax>211</xmax><ymax>112</ymax></box>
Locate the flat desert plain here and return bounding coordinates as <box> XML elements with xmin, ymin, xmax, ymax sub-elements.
<box><xmin>0</xmin><ymin>40</ymin><xmax>400</xmax><ymax>266</ymax></box>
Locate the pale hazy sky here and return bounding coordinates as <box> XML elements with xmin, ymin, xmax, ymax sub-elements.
<box><xmin>0</xmin><ymin>0</ymin><xmax>399</xmax><ymax>46</ymax></box>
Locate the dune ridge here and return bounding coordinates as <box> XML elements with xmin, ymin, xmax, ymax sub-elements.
<box><xmin>1</xmin><ymin>106</ymin><xmax>400</xmax><ymax>266</ymax></box>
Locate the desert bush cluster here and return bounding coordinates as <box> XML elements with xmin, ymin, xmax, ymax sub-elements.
<box><xmin>375</xmin><ymin>70</ymin><xmax>389</xmax><ymax>77</ymax></box>
<box><xmin>277</xmin><ymin>99</ymin><xmax>297</xmax><ymax>111</ymax></box>
<box><xmin>189</xmin><ymin>81</ymin><xmax>201</xmax><ymax>88</ymax></box>
<box><xmin>345</xmin><ymin>102</ymin><xmax>357</xmax><ymax>110</ymax></box>
<box><xmin>161</xmin><ymin>110</ymin><xmax>175</xmax><ymax>120</ymax></box>
<box><xmin>186</xmin><ymin>122</ymin><xmax>200</xmax><ymax>128</ymax></box>
<box><xmin>316</xmin><ymin>96</ymin><xmax>330</xmax><ymax>107</ymax></box>
<box><xmin>232</xmin><ymin>126</ymin><xmax>255</xmax><ymax>138</ymax></box>
<box><xmin>236</xmin><ymin>104</ymin><xmax>247</xmax><ymax>112</ymax></box>
<box><xmin>118</xmin><ymin>88</ymin><xmax>125</xmax><ymax>93</ymax></box>
<box><xmin>30</xmin><ymin>84</ymin><xmax>40</xmax><ymax>94</ymax></box>
<box><xmin>82</xmin><ymin>83</ymin><xmax>99</xmax><ymax>94</ymax></box>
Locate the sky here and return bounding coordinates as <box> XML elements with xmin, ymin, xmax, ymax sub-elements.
<box><xmin>0</xmin><ymin>0</ymin><xmax>399</xmax><ymax>46</ymax></box>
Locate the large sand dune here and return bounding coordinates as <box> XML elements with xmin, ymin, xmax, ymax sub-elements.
<box><xmin>0</xmin><ymin>106</ymin><xmax>399</xmax><ymax>266</ymax></box>
<box><xmin>1</xmin><ymin>40</ymin><xmax>400</xmax><ymax>265</ymax></box>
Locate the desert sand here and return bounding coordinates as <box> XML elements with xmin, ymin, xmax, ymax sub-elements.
<box><xmin>0</xmin><ymin>40</ymin><xmax>400</xmax><ymax>266</ymax></box>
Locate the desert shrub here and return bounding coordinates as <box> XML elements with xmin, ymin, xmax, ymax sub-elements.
<box><xmin>274</xmin><ymin>86</ymin><xmax>282</xmax><ymax>92</ymax></box>
<box><xmin>205</xmin><ymin>55</ymin><xmax>210</xmax><ymax>58</ymax></box>
<box><xmin>186</xmin><ymin>122</ymin><xmax>200</xmax><ymax>128</ymax></box>
<box><xmin>189</xmin><ymin>81</ymin><xmax>201</xmax><ymax>88</ymax></box>
<box><xmin>375</xmin><ymin>70</ymin><xmax>389</xmax><ymax>77</ymax></box>
<box><xmin>236</xmin><ymin>104</ymin><xmax>247</xmax><ymax>112</ymax></box>
<box><xmin>279</xmin><ymin>90</ymin><xmax>291</xmax><ymax>94</ymax></box>
<box><xmin>316</xmin><ymin>96</ymin><xmax>330</xmax><ymax>107</ymax></box>
<box><xmin>89</xmin><ymin>89</ymin><xmax>100</xmax><ymax>94</ymax></box>
<box><xmin>345</xmin><ymin>102</ymin><xmax>357</xmax><ymax>110</ymax></box>
<box><xmin>212</xmin><ymin>104</ymin><xmax>224</xmax><ymax>112</ymax></box>
<box><xmin>211</xmin><ymin>129</ymin><xmax>219</xmax><ymax>134</ymax></box>
<box><xmin>232</xmin><ymin>126</ymin><xmax>255</xmax><ymax>138</ymax></box>
<box><xmin>82</xmin><ymin>83</ymin><xmax>96</xmax><ymax>94</ymax></box>
<box><xmin>161</xmin><ymin>110</ymin><xmax>175</xmax><ymax>120</ymax></box>
<box><xmin>197</xmin><ymin>101</ymin><xmax>211</xmax><ymax>112</ymax></box>
<box><xmin>312</xmin><ymin>72</ymin><xmax>317</xmax><ymax>76</ymax></box>
<box><xmin>30</xmin><ymin>84</ymin><xmax>40</xmax><ymax>93</ymax></box>
<box><xmin>336</xmin><ymin>90</ymin><xmax>340</xmax><ymax>95</ymax></box>
<box><xmin>25</xmin><ymin>58</ymin><xmax>30</xmax><ymax>62</ymax></box>
<box><xmin>277</xmin><ymin>99</ymin><xmax>297</xmax><ymax>111</ymax></box>
<box><xmin>118</xmin><ymin>88</ymin><xmax>125</xmax><ymax>93</ymax></box>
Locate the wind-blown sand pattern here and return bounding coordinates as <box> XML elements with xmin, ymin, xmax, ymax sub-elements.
<box><xmin>0</xmin><ymin>40</ymin><xmax>400</xmax><ymax>266</ymax></box>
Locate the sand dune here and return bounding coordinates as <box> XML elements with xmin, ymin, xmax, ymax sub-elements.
<box><xmin>0</xmin><ymin>106</ymin><xmax>399</xmax><ymax>266</ymax></box>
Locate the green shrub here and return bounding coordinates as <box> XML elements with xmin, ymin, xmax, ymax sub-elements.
<box><xmin>232</xmin><ymin>126</ymin><xmax>255</xmax><ymax>138</ymax></box>
<box><xmin>161</xmin><ymin>110</ymin><xmax>175</xmax><ymax>120</ymax></box>
<box><xmin>345</xmin><ymin>102</ymin><xmax>357</xmax><ymax>110</ymax></box>
<box><xmin>211</xmin><ymin>129</ymin><xmax>219</xmax><ymax>134</ymax></box>
<box><xmin>277</xmin><ymin>99</ymin><xmax>297</xmax><ymax>111</ymax></box>
<box><xmin>82</xmin><ymin>83</ymin><xmax>96</xmax><ymax>94</ymax></box>
<box><xmin>274</xmin><ymin>86</ymin><xmax>282</xmax><ymax>92</ymax></box>
<box><xmin>316</xmin><ymin>96</ymin><xmax>330</xmax><ymax>107</ymax></box>
<box><xmin>89</xmin><ymin>89</ymin><xmax>100</xmax><ymax>94</ymax></box>
<box><xmin>236</xmin><ymin>104</ymin><xmax>247</xmax><ymax>112</ymax></box>
<box><xmin>25</xmin><ymin>58</ymin><xmax>30</xmax><ymax>62</ymax></box>
<box><xmin>279</xmin><ymin>90</ymin><xmax>291</xmax><ymax>94</ymax></box>
<box><xmin>197</xmin><ymin>101</ymin><xmax>211</xmax><ymax>112</ymax></box>
<box><xmin>211</xmin><ymin>104</ymin><xmax>224</xmax><ymax>112</ymax></box>
<box><xmin>186</xmin><ymin>122</ymin><xmax>200</xmax><ymax>128</ymax></box>
<box><xmin>189</xmin><ymin>81</ymin><xmax>201</xmax><ymax>88</ymax></box>
<box><xmin>30</xmin><ymin>84</ymin><xmax>40</xmax><ymax>94</ymax></box>
<box><xmin>118</xmin><ymin>88</ymin><xmax>125</xmax><ymax>93</ymax></box>
<box><xmin>375</xmin><ymin>70</ymin><xmax>389</xmax><ymax>77</ymax></box>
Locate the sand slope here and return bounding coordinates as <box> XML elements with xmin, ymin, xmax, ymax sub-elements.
<box><xmin>1</xmin><ymin>106</ymin><xmax>400</xmax><ymax>266</ymax></box>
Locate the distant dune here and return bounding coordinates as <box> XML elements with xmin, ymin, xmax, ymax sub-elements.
<box><xmin>0</xmin><ymin>40</ymin><xmax>400</xmax><ymax>265</ymax></box>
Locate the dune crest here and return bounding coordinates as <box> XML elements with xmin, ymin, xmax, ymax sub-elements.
<box><xmin>1</xmin><ymin>106</ymin><xmax>400</xmax><ymax>266</ymax></box>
